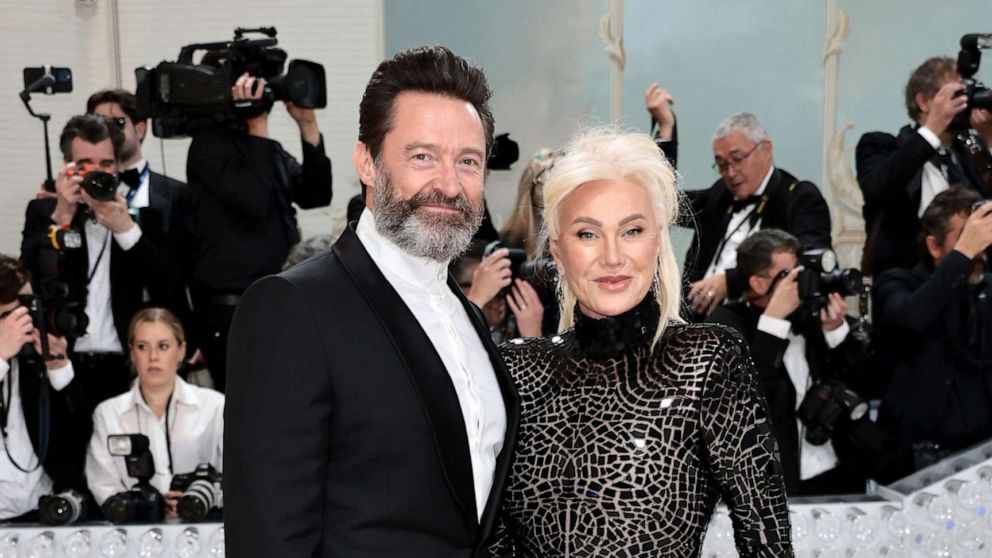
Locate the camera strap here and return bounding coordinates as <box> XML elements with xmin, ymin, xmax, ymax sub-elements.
<box><xmin>135</xmin><ymin>390</ymin><xmax>175</xmax><ymax>475</ymax></box>
<box><xmin>0</xmin><ymin>364</ymin><xmax>46</xmax><ymax>473</ymax></box>
<box><xmin>86</xmin><ymin>230</ymin><xmax>111</xmax><ymax>286</ymax></box>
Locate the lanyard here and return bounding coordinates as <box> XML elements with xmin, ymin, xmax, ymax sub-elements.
<box><xmin>125</xmin><ymin>164</ymin><xmax>150</xmax><ymax>206</ymax></box>
<box><xmin>0</xmin><ymin>364</ymin><xmax>46</xmax><ymax>473</ymax></box>
<box><xmin>136</xmin><ymin>391</ymin><xmax>175</xmax><ymax>475</ymax></box>
<box><xmin>86</xmin><ymin>230</ymin><xmax>112</xmax><ymax>286</ymax></box>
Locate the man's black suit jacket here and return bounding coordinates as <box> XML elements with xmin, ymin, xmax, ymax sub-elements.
<box><xmin>11</xmin><ymin>355</ymin><xmax>89</xmax><ymax>495</ymax></box>
<box><xmin>874</xmin><ymin>251</ymin><xmax>992</xmax><ymax>453</ymax></box>
<box><xmin>856</xmin><ymin>125</ymin><xmax>992</xmax><ymax>275</ymax></box>
<box><xmin>680</xmin><ymin>168</ymin><xmax>833</xmax><ymax>301</ymax></box>
<box><xmin>707</xmin><ymin>302</ymin><xmax>867</xmax><ymax>494</ymax></box>
<box><xmin>224</xmin><ymin>226</ymin><xmax>520</xmax><ymax>558</ymax></box>
<box><xmin>20</xmin><ymin>198</ymin><xmax>175</xmax><ymax>350</ymax></box>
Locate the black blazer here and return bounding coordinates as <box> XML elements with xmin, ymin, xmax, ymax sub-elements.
<box><xmin>224</xmin><ymin>226</ymin><xmax>520</xmax><ymax>558</ymax></box>
<box><xmin>12</xmin><ymin>354</ymin><xmax>88</xmax><ymax>495</ymax></box>
<box><xmin>707</xmin><ymin>302</ymin><xmax>868</xmax><ymax>494</ymax></box>
<box><xmin>856</xmin><ymin>125</ymin><xmax>992</xmax><ymax>275</ymax></box>
<box><xmin>680</xmin><ymin>168</ymin><xmax>833</xmax><ymax>301</ymax></box>
<box><xmin>20</xmin><ymin>198</ymin><xmax>174</xmax><ymax>350</ymax></box>
<box><xmin>875</xmin><ymin>251</ymin><xmax>992</xmax><ymax>452</ymax></box>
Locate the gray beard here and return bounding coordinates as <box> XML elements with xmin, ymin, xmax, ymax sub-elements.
<box><xmin>371</xmin><ymin>166</ymin><xmax>484</xmax><ymax>262</ymax></box>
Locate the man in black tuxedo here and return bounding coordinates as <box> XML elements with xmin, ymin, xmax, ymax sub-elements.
<box><xmin>86</xmin><ymin>89</ymin><xmax>192</xmax><ymax>343</ymax></box>
<box><xmin>659</xmin><ymin>109</ymin><xmax>832</xmax><ymax>319</ymax></box>
<box><xmin>20</xmin><ymin>115</ymin><xmax>173</xmax><ymax>441</ymax></box>
<box><xmin>225</xmin><ymin>45</ymin><xmax>519</xmax><ymax>557</ymax></box>
<box><xmin>857</xmin><ymin>56</ymin><xmax>992</xmax><ymax>277</ymax></box>
<box><xmin>875</xmin><ymin>188</ymin><xmax>992</xmax><ymax>475</ymax></box>
<box><xmin>707</xmin><ymin>230</ymin><xmax>871</xmax><ymax>496</ymax></box>
<box><xmin>0</xmin><ymin>255</ymin><xmax>88</xmax><ymax>521</ymax></box>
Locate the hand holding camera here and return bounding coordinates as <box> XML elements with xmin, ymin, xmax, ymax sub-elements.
<box><xmin>921</xmin><ymin>80</ymin><xmax>968</xmax><ymax>136</ymax></box>
<box><xmin>79</xmin><ymin>190</ymin><xmax>134</xmax><ymax>234</ymax></box>
<box><xmin>954</xmin><ymin>201</ymin><xmax>992</xmax><ymax>259</ymax></box>
<box><xmin>764</xmin><ymin>266</ymin><xmax>802</xmax><ymax>320</ymax></box>
<box><xmin>468</xmin><ymin>247</ymin><xmax>512</xmax><ymax>308</ymax></box>
<box><xmin>507</xmin><ymin>278</ymin><xmax>544</xmax><ymax>338</ymax></box>
<box><xmin>31</xmin><ymin>329</ymin><xmax>68</xmax><ymax>370</ymax></box>
<box><xmin>0</xmin><ymin>306</ymin><xmax>33</xmax><ymax>361</ymax></box>
<box><xmin>232</xmin><ymin>72</ymin><xmax>269</xmax><ymax>138</ymax></box>
<box><xmin>819</xmin><ymin>292</ymin><xmax>848</xmax><ymax>332</ymax></box>
<box><xmin>51</xmin><ymin>162</ymin><xmax>84</xmax><ymax>226</ymax></box>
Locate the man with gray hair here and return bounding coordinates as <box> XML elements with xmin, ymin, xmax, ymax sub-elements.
<box><xmin>225</xmin><ymin>45</ymin><xmax>518</xmax><ymax>557</ymax></box>
<box><xmin>678</xmin><ymin>112</ymin><xmax>832</xmax><ymax>319</ymax></box>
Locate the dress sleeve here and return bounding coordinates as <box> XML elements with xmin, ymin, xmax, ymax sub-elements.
<box><xmin>699</xmin><ymin>329</ymin><xmax>793</xmax><ymax>557</ymax></box>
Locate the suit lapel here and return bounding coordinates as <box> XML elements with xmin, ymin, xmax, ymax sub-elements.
<box><xmin>147</xmin><ymin>173</ymin><xmax>173</xmax><ymax>232</ymax></box>
<box><xmin>332</xmin><ymin>226</ymin><xmax>479</xmax><ymax>526</ymax></box>
<box><xmin>447</xmin><ymin>278</ymin><xmax>520</xmax><ymax>540</ymax></box>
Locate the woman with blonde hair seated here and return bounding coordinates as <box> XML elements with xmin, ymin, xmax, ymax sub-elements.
<box><xmin>493</xmin><ymin>128</ymin><xmax>792</xmax><ymax>556</ymax></box>
<box><xmin>85</xmin><ymin>307</ymin><xmax>224</xmax><ymax>518</ymax></box>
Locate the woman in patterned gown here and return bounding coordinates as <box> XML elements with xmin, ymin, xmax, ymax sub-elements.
<box><xmin>492</xmin><ymin>128</ymin><xmax>793</xmax><ymax>557</ymax></box>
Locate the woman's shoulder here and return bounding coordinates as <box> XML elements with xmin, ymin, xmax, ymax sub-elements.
<box><xmin>499</xmin><ymin>333</ymin><xmax>570</xmax><ymax>388</ymax></box>
<box><xmin>661</xmin><ymin>321</ymin><xmax>746</xmax><ymax>355</ymax></box>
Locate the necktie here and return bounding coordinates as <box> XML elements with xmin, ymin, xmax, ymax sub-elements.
<box><xmin>933</xmin><ymin>150</ymin><xmax>967</xmax><ymax>188</ymax></box>
<box><xmin>730</xmin><ymin>195</ymin><xmax>762</xmax><ymax>213</ymax></box>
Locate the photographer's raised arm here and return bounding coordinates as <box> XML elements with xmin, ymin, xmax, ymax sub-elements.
<box><xmin>285</xmin><ymin>103</ymin><xmax>333</xmax><ymax>210</ymax></box>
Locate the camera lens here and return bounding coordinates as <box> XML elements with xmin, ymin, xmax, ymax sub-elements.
<box><xmin>39</xmin><ymin>492</ymin><xmax>84</xmax><ymax>526</ymax></box>
<box><xmin>102</xmin><ymin>494</ymin><xmax>132</xmax><ymax>524</ymax></box>
<box><xmin>177</xmin><ymin>480</ymin><xmax>219</xmax><ymax>522</ymax></box>
<box><xmin>81</xmin><ymin>171</ymin><xmax>119</xmax><ymax>202</ymax></box>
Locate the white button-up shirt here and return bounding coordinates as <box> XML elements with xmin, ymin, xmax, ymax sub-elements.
<box><xmin>85</xmin><ymin>377</ymin><xmax>224</xmax><ymax>504</ymax></box>
<box><xmin>758</xmin><ymin>314</ymin><xmax>850</xmax><ymax>480</ymax></box>
<box><xmin>357</xmin><ymin>209</ymin><xmax>506</xmax><ymax>520</ymax></box>
<box><xmin>0</xmin><ymin>357</ymin><xmax>74</xmax><ymax>519</ymax></box>
<box><xmin>706</xmin><ymin>166</ymin><xmax>774</xmax><ymax>278</ymax></box>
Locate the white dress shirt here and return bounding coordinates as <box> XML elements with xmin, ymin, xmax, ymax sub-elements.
<box><xmin>917</xmin><ymin>126</ymin><xmax>953</xmax><ymax>217</ymax></box>
<box><xmin>706</xmin><ymin>166</ymin><xmax>775</xmax><ymax>278</ymax></box>
<box><xmin>0</xmin><ymin>356</ymin><xmax>74</xmax><ymax>519</ymax></box>
<box><xmin>357</xmin><ymin>208</ymin><xmax>506</xmax><ymax>520</ymax></box>
<box><xmin>123</xmin><ymin>159</ymin><xmax>151</xmax><ymax>210</ymax></box>
<box><xmin>73</xmin><ymin>183</ymin><xmax>143</xmax><ymax>354</ymax></box>
<box><xmin>85</xmin><ymin>376</ymin><xmax>224</xmax><ymax>505</ymax></box>
<box><xmin>758</xmin><ymin>314</ymin><xmax>849</xmax><ymax>480</ymax></box>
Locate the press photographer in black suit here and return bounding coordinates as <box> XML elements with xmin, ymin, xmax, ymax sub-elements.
<box><xmin>0</xmin><ymin>255</ymin><xmax>87</xmax><ymax>522</ymax></box>
<box><xmin>644</xmin><ymin>92</ymin><xmax>832</xmax><ymax>320</ymax></box>
<box><xmin>875</xmin><ymin>188</ymin><xmax>992</xmax><ymax>474</ymax></box>
<box><xmin>707</xmin><ymin>230</ymin><xmax>870</xmax><ymax>495</ymax></box>
<box><xmin>21</xmin><ymin>115</ymin><xmax>173</xmax><ymax>418</ymax></box>
<box><xmin>186</xmin><ymin>72</ymin><xmax>332</xmax><ymax>392</ymax></box>
<box><xmin>857</xmin><ymin>56</ymin><xmax>992</xmax><ymax>277</ymax></box>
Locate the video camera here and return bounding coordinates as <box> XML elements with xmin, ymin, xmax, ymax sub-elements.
<box><xmin>135</xmin><ymin>27</ymin><xmax>327</xmax><ymax>138</ymax></box>
<box><xmin>954</xmin><ymin>34</ymin><xmax>992</xmax><ymax>130</ymax></box>
<box><xmin>170</xmin><ymin>463</ymin><xmax>223</xmax><ymax>522</ymax></box>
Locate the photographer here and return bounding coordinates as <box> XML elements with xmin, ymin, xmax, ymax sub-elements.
<box><xmin>85</xmin><ymin>308</ymin><xmax>223</xmax><ymax>517</ymax></box>
<box><xmin>462</xmin><ymin>246</ymin><xmax>544</xmax><ymax>342</ymax></box>
<box><xmin>645</xmin><ymin>87</ymin><xmax>833</xmax><ymax>320</ymax></box>
<box><xmin>20</xmin><ymin>115</ymin><xmax>173</xmax><ymax>420</ymax></box>
<box><xmin>875</xmin><ymin>188</ymin><xmax>992</xmax><ymax>474</ymax></box>
<box><xmin>0</xmin><ymin>255</ymin><xmax>87</xmax><ymax>522</ymax></box>
<box><xmin>707</xmin><ymin>230</ymin><xmax>870</xmax><ymax>495</ymax></box>
<box><xmin>186</xmin><ymin>72</ymin><xmax>332</xmax><ymax>392</ymax></box>
<box><xmin>857</xmin><ymin>56</ymin><xmax>992</xmax><ymax>277</ymax></box>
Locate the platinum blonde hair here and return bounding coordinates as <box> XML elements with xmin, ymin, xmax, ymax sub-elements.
<box><xmin>541</xmin><ymin>127</ymin><xmax>683</xmax><ymax>347</ymax></box>
<box><xmin>711</xmin><ymin>112</ymin><xmax>769</xmax><ymax>145</ymax></box>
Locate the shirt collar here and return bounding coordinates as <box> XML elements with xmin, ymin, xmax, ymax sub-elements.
<box><xmin>355</xmin><ymin>207</ymin><xmax>450</xmax><ymax>290</ymax></box>
<box><xmin>115</xmin><ymin>376</ymin><xmax>200</xmax><ymax>415</ymax></box>
<box><xmin>753</xmin><ymin>166</ymin><xmax>774</xmax><ymax>197</ymax></box>
<box><xmin>125</xmin><ymin>159</ymin><xmax>148</xmax><ymax>173</ymax></box>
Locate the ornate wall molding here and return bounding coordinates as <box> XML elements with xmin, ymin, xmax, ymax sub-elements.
<box><xmin>599</xmin><ymin>0</ymin><xmax>625</xmax><ymax>124</ymax></box>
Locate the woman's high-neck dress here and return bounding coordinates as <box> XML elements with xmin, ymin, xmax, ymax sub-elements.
<box><xmin>493</xmin><ymin>297</ymin><xmax>793</xmax><ymax>557</ymax></box>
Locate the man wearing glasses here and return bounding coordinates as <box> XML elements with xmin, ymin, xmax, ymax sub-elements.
<box><xmin>647</xmin><ymin>97</ymin><xmax>832</xmax><ymax>319</ymax></box>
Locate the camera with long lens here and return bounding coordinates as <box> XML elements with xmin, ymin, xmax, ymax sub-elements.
<box><xmin>38</xmin><ymin>490</ymin><xmax>87</xmax><ymax>526</ymax></box>
<box><xmin>482</xmin><ymin>240</ymin><xmax>556</xmax><ymax>297</ymax></box>
<box><xmin>135</xmin><ymin>26</ymin><xmax>326</xmax><ymax>138</ymax></box>
<box><xmin>66</xmin><ymin>161</ymin><xmax>119</xmax><ymax>202</ymax></box>
<box><xmin>101</xmin><ymin>434</ymin><xmax>165</xmax><ymax>524</ymax></box>
<box><xmin>795</xmin><ymin>248</ymin><xmax>863</xmax><ymax>309</ymax></box>
<box><xmin>797</xmin><ymin>379</ymin><xmax>869</xmax><ymax>446</ymax></box>
<box><xmin>170</xmin><ymin>463</ymin><xmax>223</xmax><ymax>522</ymax></box>
<box><xmin>953</xmin><ymin>34</ymin><xmax>992</xmax><ymax>131</ymax></box>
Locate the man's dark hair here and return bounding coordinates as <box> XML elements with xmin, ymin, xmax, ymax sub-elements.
<box><xmin>358</xmin><ymin>45</ymin><xmax>495</xmax><ymax>161</ymax></box>
<box><xmin>86</xmin><ymin>89</ymin><xmax>142</xmax><ymax>123</ymax></box>
<box><xmin>0</xmin><ymin>255</ymin><xmax>30</xmax><ymax>304</ymax></box>
<box><xmin>920</xmin><ymin>187</ymin><xmax>982</xmax><ymax>264</ymax></box>
<box><xmin>59</xmin><ymin>114</ymin><xmax>124</xmax><ymax>162</ymax></box>
<box><xmin>905</xmin><ymin>56</ymin><xmax>957</xmax><ymax>122</ymax></box>
<box><xmin>737</xmin><ymin>229</ymin><xmax>801</xmax><ymax>283</ymax></box>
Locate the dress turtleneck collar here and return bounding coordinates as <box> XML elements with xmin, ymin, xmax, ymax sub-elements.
<box><xmin>573</xmin><ymin>293</ymin><xmax>661</xmax><ymax>358</ymax></box>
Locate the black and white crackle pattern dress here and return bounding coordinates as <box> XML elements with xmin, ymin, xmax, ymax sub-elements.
<box><xmin>492</xmin><ymin>297</ymin><xmax>793</xmax><ymax>557</ymax></box>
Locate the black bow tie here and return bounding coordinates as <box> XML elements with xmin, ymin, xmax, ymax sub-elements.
<box><xmin>729</xmin><ymin>195</ymin><xmax>762</xmax><ymax>213</ymax></box>
<box><xmin>119</xmin><ymin>167</ymin><xmax>143</xmax><ymax>189</ymax></box>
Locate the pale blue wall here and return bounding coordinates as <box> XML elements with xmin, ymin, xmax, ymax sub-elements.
<box><xmin>385</xmin><ymin>1</ymin><xmax>992</xmax><ymax>227</ymax></box>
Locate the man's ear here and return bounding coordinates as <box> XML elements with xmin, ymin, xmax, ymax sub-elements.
<box><xmin>353</xmin><ymin>142</ymin><xmax>377</xmax><ymax>206</ymax></box>
<box><xmin>134</xmin><ymin>120</ymin><xmax>147</xmax><ymax>144</ymax></box>
<box><xmin>916</xmin><ymin>92</ymin><xmax>932</xmax><ymax>118</ymax></box>
<box><xmin>748</xmin><ymin>274</ymin><xmax>765</xmax><ymax>297</ymax></box>
<box><xmin>925</xmin><ymin>234</ymin><xmax>942</xmax><ymax>262</ymax></box>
